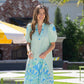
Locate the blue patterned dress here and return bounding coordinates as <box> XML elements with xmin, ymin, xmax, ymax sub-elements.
<box><xmin>24</xmin><ymin>23</ymin><xmax>57</xmax><ymax>84</ymax></box>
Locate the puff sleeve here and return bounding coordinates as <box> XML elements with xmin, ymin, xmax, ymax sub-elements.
<box><xmin>48</xmin><ymin>24</ymin><xmax>57</xmax><ymax>43</ymax></box>
<box><xmin>25</xmin><ymin>24</ymin><xmax>32</xmax><ymax>43</ymax></box>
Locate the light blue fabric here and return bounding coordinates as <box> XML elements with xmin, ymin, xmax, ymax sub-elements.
<box><xmin>24</xmin><ymin>23</ymin><xmax>57</xmax><ymax>84</ymax></box>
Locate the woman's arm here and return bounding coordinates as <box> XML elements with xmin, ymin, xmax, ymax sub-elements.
<box><xmin>39</xmin><ymin>42</ymin><xmax>55</xmax><ymax>59</ymax></box>
<box><xmin>27</xmin><ymin>42</ymin><xmax>33</xmax><ymax>59</ymax></box>
<box><xmin>27</xmin><ymin>42</ymin><xmax>31</xmax><ymax>52</ymax></box>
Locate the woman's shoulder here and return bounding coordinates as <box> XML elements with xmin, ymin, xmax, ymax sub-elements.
<box><xmin>47</xmin><ymin>23</ymin><xmax>56</xmax><ymax>32</ymax></box>
<box><xmin>49</xmin><ymin>23</ymin><xmax>55</xmax><ymax>27</ymax></box>
<box><xmin>26</xmin><ymin>23</ymin><xmax>32</xmax><ymax>27</ymax></box>
<box><xmin>26</xmin><ymin>23</ymin><xmax>32</xmax><ymax>30</ymax></box>
<box><xmin>46</xmin><ymin>23</ymin><xmax>54</xmax><ymax>26</ymax></box>
<box><xmin>45</xmin><ymin>23</ymin><xmax>55</xmax><ymax>29</ymax></box>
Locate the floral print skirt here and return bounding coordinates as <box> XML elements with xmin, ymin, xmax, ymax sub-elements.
<box><xmin>24</xmin><ymin>58</ymin><xmax>54</xmax><ymax>84</ymax></box>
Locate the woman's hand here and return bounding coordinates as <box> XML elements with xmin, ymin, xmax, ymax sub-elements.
<box><xmin>39</xmin><ymin>42</ymin><xmax>55</xmax><ymax>59</ymax></box>
<box><xmin>27</xmin><ymin>51</ymin><xmax>33</xmax><ymax>59</ymax></box>
<box><xmin>39</xmin><ymin>52</ymin><xmax>47</xmax><ymax>59</ymax></box>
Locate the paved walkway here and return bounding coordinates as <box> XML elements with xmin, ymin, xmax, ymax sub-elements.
<box><xmin>0</xmin><ymin>70</ymin><xmax>84</xmax><ymax>84</ymax></box>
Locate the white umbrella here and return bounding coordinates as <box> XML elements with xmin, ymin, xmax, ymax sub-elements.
<box><xmin>0</xmin><ymin>21</ymin><xmax>27</xmax><ymax>44</ymax></box>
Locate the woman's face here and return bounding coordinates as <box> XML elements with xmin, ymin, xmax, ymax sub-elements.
<box><xmin>37</xmin><ymin>8</ymin><xmax>45</xmax><ymax>22</ymax></box>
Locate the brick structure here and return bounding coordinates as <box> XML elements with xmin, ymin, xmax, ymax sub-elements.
<box><xmin>54</xmin><ymin>42</ymin><xmax>63</xmax><ymax>59</ymax></box>
<box><xmin>0</xmin><ymin>44</ymin><xmax>27</xmax><ymax>60</ymax></box>
<box><xmin>53</xmin><ymin>37</ymin><xmax>65</xmax><ymax>60</ymax></box>
<box><xmin>0</xmin><ymin>44</ymin><xmax>12</xmax><ymax>60</ymax></box>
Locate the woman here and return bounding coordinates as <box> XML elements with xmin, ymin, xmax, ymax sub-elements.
<box><xmin>24</xmin><ymin>5</ymin><xmax>57</xmax><ymax>84</ymax></box>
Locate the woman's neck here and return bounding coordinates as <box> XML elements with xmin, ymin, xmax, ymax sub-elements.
<box><xmin>38</xmin><ymin>21</ymin><xmax>43</xmax><ymax>27</ymax></box>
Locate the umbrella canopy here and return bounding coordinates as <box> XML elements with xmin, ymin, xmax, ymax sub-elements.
<box><xmin>0</xmin><ymin>21</ymin><xmax>27</xmax><ymax>44</ymax></box>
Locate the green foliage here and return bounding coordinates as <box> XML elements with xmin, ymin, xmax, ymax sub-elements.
<box><xmin>54</xmin><ymin>7</ymin><xmax>63</xmax><ymax>27</ymax></box>
<box><xmin>63</xmin><ymin>16</ymin><xmax>79</xmax><ymax>61</ymax></box>
<box><xmin>63</xmin><ymin>16</ymin><xmax>84</xmax><ymax>61</ymax></box>
<box><xmin>67</xmin><ymin>64</ymin><xmax>84</xmax><ymax>70</ymax></box>
<box><xmin>54</xmin><ymin>82</ymin><xmax>78</xmax><ymax>84</ymax></box>
<box><xmin>64</xmin><ymin>17</ymin><xmax>78</xmax><ymax>40</ymax></box>
<box><xmin>67</xmin><ymin>64</ymin><xmax>79</xmax><ymax>70</ymax></box>
<box><xmin>54</xmin><ymin>7</ymin><xmax>64</xmax><ymax>36</ymax></box>
<box><xmin>80</xmin><ymin>17</ymin><xmax>84</xmax><ymax>30</ymax></box>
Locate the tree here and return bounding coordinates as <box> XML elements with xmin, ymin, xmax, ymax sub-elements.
<box><xmin>63</xmin><ymin>16</ymin><xmax>79</xmax><ymax>61</ymax></box>
<box><xmin>54</xmin><ymin>7</ymin><xmax>63</xmax><ymax>32</ymax></box>
<box><xmin>63</xmin><ymin>16</ymin><xmax>84</xmax><ymax>61</ymax></box>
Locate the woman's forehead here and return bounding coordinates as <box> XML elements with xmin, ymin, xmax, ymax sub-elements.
<box><xmin>39</xmin><ymin>8</ymin><xmax>45</xmax><ymax>12</ymax></box>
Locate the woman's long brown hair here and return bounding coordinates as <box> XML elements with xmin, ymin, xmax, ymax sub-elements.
<box><xmin>30</xmin><ymin>5</ymin><xmax>50</xmax><ymax>40</ymax></box>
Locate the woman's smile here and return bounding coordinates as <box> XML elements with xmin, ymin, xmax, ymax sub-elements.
<box><xmin>37</xmin><ymin>9</ymin><xmax>45</xmax><ymax>22</ymax></box>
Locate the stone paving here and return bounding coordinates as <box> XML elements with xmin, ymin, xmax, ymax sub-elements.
<box><xmin>0</xmin><ymin>70</ymin><xmax>84</xmax><ymax>84</ymax></box>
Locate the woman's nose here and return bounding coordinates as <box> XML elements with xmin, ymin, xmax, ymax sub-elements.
<box><xmin>40</xmin><ymin>13</ymin><xmax>44</xmax><ymax>16</ymax></box>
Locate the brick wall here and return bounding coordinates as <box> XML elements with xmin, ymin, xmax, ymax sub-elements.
<box><xmin>53</xmin><ymin>42</ymin><xmax>63</xmax><ymax>59</ymax></box>
<box><xmin>0</xmin><ymin>44</ymin><xmax>27</xmax><ymax>60</ymax></box>
<box><xmin>0</xmin><ymin>44</ymin><xmax>13</xmax><ymax>60</ymax></box>
<box><xmin>53</xmin><ymin>37</ymin><xmax>65</xmax><ymax>60</ymax></box>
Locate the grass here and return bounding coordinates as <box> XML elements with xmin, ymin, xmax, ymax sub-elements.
<box><xmin>53</xmin><ymin>72</ymin><xmax>71</xmax><ymax>74</ymax></box>
<box><xmin>0</xmin><ymin>72</ymin><xmax>6</xmax><ymax>74</ymax></box>
<box><xmin>77</xmin><ymin>72</ymin><xmax>84</xmax><ymax>73</ymax></box>
<box><xmin>14</xmin><ymin>76</ymin><xmax>24</xmax><ymax>78</ymax></box>
<box><xmin>54</xmin><ymin>76</ymin><xmax>77</xmax><ymax>80</ymax></box>
<box><xmin>54</xmin><ymin>81</ymin><xmax>79</xmax><ymax>84</ymax></box>
<box><xmin>12</xmin><ymin>72</ymin><xmax>25</xmax><ymax>74</ymax></box>
<box><xmin>14</xmin><ymin>76</ymin><xmax>77</xmax><ymax>79</ymax></box>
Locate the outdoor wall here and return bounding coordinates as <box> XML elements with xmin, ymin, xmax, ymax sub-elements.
<box><xmin>0</xmin><ymin>44</ymin><xmax>27</xmax><ymax>60</ymax></box>
<box><xmin>53</xmin><ymin>37</ymin><xmax>65</xmax><ymax>60</ymax></box>
<box><xmin>54</xmin><ymin>42</ymin><xmax>63</xmax><ymax>60</ymax></box>
<box><xmin>0</xmin><ymin>44</ymin><xmax>12</xmax><ymax>60</ymax></box>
